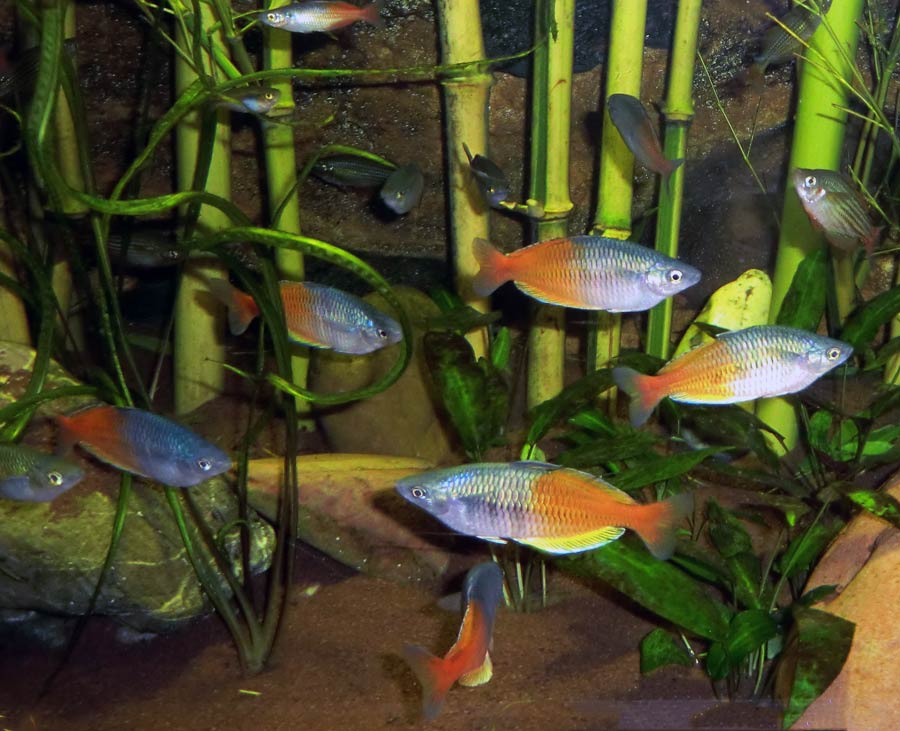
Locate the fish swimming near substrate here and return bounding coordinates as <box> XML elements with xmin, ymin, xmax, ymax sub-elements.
<box><xmin>607</xmin><ymin>93</ymin><xmax>683</xmax><ymax>180</ymax></box>
<box><xmin>0</xmin><ymin>443</ymin><xmax>85</xmax><ymax>502</ymax></box>
<box><xmin>471</xmin><ymin>236</ymin><xmax>700</xmax><ymax>311</ymax></box>
<box><xmin>257</xmin><ymin>1</ymin><xmax>383</xmax><ymax>33</ymax></box>
<box><xmin>613</xmin><ymin>325</ymin><xmax>853</xmax><ymax>427</ymax></box>
<box><xmin>380</xmin><ymin>162</ymin><xmax>424</xmax><ymax>214</ymax></box>
<box><xmin>402</xmin><ymin>562</ymin><xmax>504</xmax><ymax>720</ymax></box>
<box><xmin>207</xmin><ymin>278</ymin><xmax>403</xmax><ymax>355</ymax></box>
<box><xmin>793</xmin><ymin>168</ymin><xmax>880</xmax><ymax>253</ymax></box>
<box><xmin>396</xmin><ymin>461</ymin><xmax>692</xmax><ymax>560</ymax></box>
<box><xmin>312</xmin><ymin>153</ymin><xmax>396</xmax><ymax>189</ymax></box>
<box><xmin>56</xmin><ymin>405</ymin><xmax>232</xmax><ymax>488</ymax></box>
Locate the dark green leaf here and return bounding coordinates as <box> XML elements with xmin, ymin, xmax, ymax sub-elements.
<box><xmin>425</xmin><ymin>305</ymin><xmax>502</xmax><ymax>333</ymax></box>
<box><xmin>865</xmin><ymin>335</ymin><xmax>900</xmax><ymax>370</ymax></box>
<box><xmin>796</xmin><ymin>584</ymin><xmax>837</xmax><ymax>607</ymax></box>
<box><xmin>726</xmin><ymin>609</ymin><xmax>778</xmax><ymax>664</ymax></box>
<box><xmin>526</xmin><ymin>369</ymin><xmax>615</xmax><ymax>445</ymax></box>
<box><xmin>558</xmin><ymin>536</ymin><xmax>733</xmax><ymax>641</ymax></box>
<box><xmin>707</xmin><ymin>501</ymin><xmax>753</xmax><ymax>558</ymax></box>
<box><xmin>839</xmin><ymin>486</ymin><xmax>900</xmax><ymax>529</ymax></box>
<box><xmin>777</xmin><ymin>520</ymin><xmax>843</xmax><ymax>580</ymax></box>
<box><xmin>490</xmin><ymin>326</ymin><xmax>511</xmax><ymax>371</ymax></box>
<box><xmin>841</xmin><ymin>285</ymin><xmax>900</xmax><ymax>352</ymax></box>
<box><xmin>568</xmin><ymin>408</ymin><xmax>616</xmax><ymax>435</ymax></box>
<box><xmin>776</xmin><ymin>248</ymin><xmax>827</xmax><ymax>331</ymax></box>
<box><xmin>612</xmin><ymin>448</ymin><xmax>722</xmax><ymax>491</ymax></box>
<box><xmin>706</xmin><ymin>641</ymin><xmax>731</xmax><ymax>681</ymax></box>
<box><xmin>640</xmin><ymin>628</ymin><xmax>693</xmax><ymax>674</ymax></box>
<box><xmin>780</xmin><ymin>608</ymin><xmax>854</xmax><ymax>727</ymax></box>
<box><xmin>725</xmin><ymin>551</ymin><xmax>764</xmax><ymax>610</ymax></box>
<box><xmin>557</xmin><ymin>432</ymin><xmax>657</xmax><ymax>469</ymax></box>
<box><xmin>428</xmin><ymin>286</ymin><xmax>463</xmax><ymax>312</ymax></box>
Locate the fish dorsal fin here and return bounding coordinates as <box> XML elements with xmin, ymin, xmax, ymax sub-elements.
<box><xmin>518</xmin><ymin>526</ymin><xmax>626</xmax><ymax>555</ymax></box>
<box><xmin>511</xmin><ymin>460</ymin><xmax>560</xmax><ymax>471</ymax></box>
<box><xmin>555</xmin><ymin>467</ymin><xmax>636</xmax><ymax>506</ymax></box>
<box><xmin>458</xmin><ymin>650</ymin><xmax>493</xmax><ymax>687</ymax></box>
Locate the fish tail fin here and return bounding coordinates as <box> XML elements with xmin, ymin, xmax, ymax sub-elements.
<box><xmin>362</xmin><ymin>0</ymin><xmax>384</xmax><ymax>27</ymax></box>
<box><xmin>612</xmin><ymin>367</ymin><xmax>664</xmax><ymax>428</ymax></box>
<box><xmin>471</xmin><ymin>237</ymin><xmax>510</xmax><ymax>297</ymax></box>
<box><xmin>634</xmin><ymin>492</ymin><xmax>693</xmax><ymax>560</ymax></box>
<box><xmin>864</xmin><ymin>225</ymin><xmax>882</xmax><ymax>255</ymax></box>
<box><xmin>402</xmin><ymin>644</ymin><xmax>453</xmax><ymax>721</ymax></box>
<box><xmin>54</xmin><ymin>413</ymin><xmax>78</xmax><ymax>457</ymax></box>
<box><xmin>206</xmin><ymin>278</ymin><xmax>259</xmax><ymax>335</ymax></box>
<box><xmin>663</xmin><ymin>158</ymin><xmax>684</xmax><ymax>195</ymax></box>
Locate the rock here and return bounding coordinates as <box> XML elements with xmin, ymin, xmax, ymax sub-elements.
<box><xmin>784</xmin><ymin>468</ymin><xmax>900</xmax><ymax>730</ymax></box>
<box><xmin>309</xmin><ymin>285</ymin><xmax>457</xmax><ymax>464</ymax></box>
<box><xmin>0</xmin><ymin>341</ymin><xmax>274</xmax><ymax>634</ymax></box>
<box><xmin>247</xmin><ymin>454</ymin><xmax>453</xmax><ymax>585</ymax></box>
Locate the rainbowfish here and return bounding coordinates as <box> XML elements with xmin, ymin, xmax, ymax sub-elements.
<box><xmin>793</xmin><ymin>168</ymin><xmax>881</xmax><ymax>253</ymax></box>
<box><xmin>753</xmin><ymin>0</ymin><xmax>831</xmax><ymax>77</ymax></box>
<box><xmin>463</xmin><ymin>143</ymin><xmax>510</xmax><ymax>208</ymax></box>
<box><xmin>56</xmin><ymin>405</ymin><xmax>231</xmax><ymax>488</ymax></box>
<box><xmin>613</xmin><ymin>325</ymin><xmax>853</xmax><ymax>427</ymax></box>
<box><xmin>258</xmin><ymin>1</ymin><xmax>383</xmax><ymax>33</ymax></box>
<box><xmin>471</xmin><ymin>236</ymin><xmax>700</xmax><ymax>311</ymax></box>
<box><xmin>0</xmin><ymin>444</ymin><xmax>84</xmax><ymax>502</ymax></box>
<box><xmin>208</xmin><ymin>279</ymin><xmax>402</xmax><ymax>354</ymax></box>
<box><xmin>312</xmin><ymin>153</ymin><xmax>396</xmax><ymax>189</ymax></box>
<box><xmin>216</xmin><ymin>87</ymin><xmax>281</xmax><ymax>115</ymax></box>
<box><xmin>380</xmin><ymin>162</ymin><xmax>424</xmax><ymax>214</ymax></box>
<box><xmin>607</xmin><ymin>94</ymin><xmax>683</xmax><ymax>181</ymax></box>
<box><xmin>403</xmin><ymin>562</ymin><xmax>504</xmax><ymax>720</ymax></box>
<box><xmin>104</xmin><ymin>230</ymin><xmax>185</xmax><ymax>269</ymax></box>
<box><xmin>396</xmin><ymin>461</ymin><xmax>692</xmax><ymax>560</ymax></box>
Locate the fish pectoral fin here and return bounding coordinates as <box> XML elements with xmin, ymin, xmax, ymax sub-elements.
<box><xmin>458</xmin><ymin>650</ymin><xmax>493</xmax><ymax>688</ymax></box>
<box><xmin>518</xmin><ymin>526</ymin><xmax>626</xmax><ymax>555</ymax></box>
<box><xmin>478</xmin><ymin>536</ymin><xmax>508</xmax><ymax>545</ymax></box>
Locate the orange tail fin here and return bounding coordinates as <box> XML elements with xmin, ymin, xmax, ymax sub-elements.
<box><xmin>55</xmin><ymin>413</ymin><xmax>78</xmax><ymax>457</ymax></box>
<box><xmin>633</xmin><ymin>492</ymin><xmax>693</xmax><ymax>560</ymax></box>
<box><xmin>471</xmin><ymin>238</ymin><xmax>510</xmax><ymax>297</ymax></box>
<box><xmin>612</xmin><ymin>367</ymin><xmax>665</xmax><ymax>427</ymax></box>
<box><xmin>402</xmin><ymin>644</ymin><xmax>454</xmax><ymax>721</ymax></box>
<box><xmin>207</xmin><ymin>279</ymin><xmax>260</xmax><ymax>335</ymax></box>
<box><xmin>361</xmin><ymin>0</ymin><xmax>384</xmax><ymax>27</ymax></box>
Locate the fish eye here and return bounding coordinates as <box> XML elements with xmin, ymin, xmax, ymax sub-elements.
<box><xmin>264</xmin><ymin>92</ymin><xmax>275</xmax><ymax>101</ymax></box>
<box><xmin>198</xmin><ymin>458</ymin><xmax>212</xmax><ymax>472</ymax></box>
<box><xmin>267</xmin><ymin>12</ymin><xmax>278</xmax><ymax>21</ymax></box>
<box><xmin>376</xmin><ymin>328</ymin><xmax>389</xmax><ymax>339</ymax></box>
<box><xmin>47</xmin><ymin>471</ymin><xmax>64</xmax><ymax>486</ymax></box>
<box><xmin>668</xmin><ymin>269</ymin><xmax>683</xmax><ymax>283</ymax></box>
<box><xmin>826</xmin><ymin>347</ymin><xmax>842</xmax><ymax>361</ymax></box>
<box><xmin>804</xmin><ymin>175</ymin><xmax>817</xmax><ymax>187</ymax></box>
<box><xmin>410</xmin><ymin>487</ymin><xmax>427</xmax><ymax>499</ymax></box>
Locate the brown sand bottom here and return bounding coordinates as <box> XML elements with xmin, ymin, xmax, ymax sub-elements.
<box><xmin>0</xmin><ymin>554</ymin><xmax>782</xmax><ymax>731</ymax></box>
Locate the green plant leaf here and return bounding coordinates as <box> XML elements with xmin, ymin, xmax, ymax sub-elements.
<box><xmin>557</xmin><ymin>431</ymin><xmax>657</xmax><ymax>469</ymax></box>
<box><xmin>707</xmin><ymin>501</ymin><xmax>753</xmax><ymax>558</ymax></box>
<box><xmin>706</xmin><ymin>641</ymin><xmax>730</xmax><ymax>681</ymax></box>
<box><xmin>558</xmin><ymin>536</ymin><xmax>733</xmax><ymax>641</ymax></box>
<box><xmin>640</xmin><ymin>628</ymin><xmax>693</xmax><ymax>674</ymax></box>
<box><xmin>526</xmin><ymin>368</ymin><xmax>615</xmax><ymax>446</ymax></box>
<box><xmin>780</xmin><ymin>608</ymin><xmax>854</xmax><ymax>728</ymax></box>
<box><xmin>839</xmin><ymin>486</ymin><xmax>900</xmax><ymax>529</ymax></box>
<box><xmin>568</xmin><ymin>408</ymin><xmax>616</xmax><ymax>435</ymax></box>
<box><xmin>841</xmin><ymin>284</ymin><xmax>900</xmax><ymax>352</ymax></box>
<box><xmin>425</xmin><ymin>305</ymin><xmax>502</xmax><ymax>333</ymax></box>
<box><xmin>490</xmin><ymin>326</ymin><xmax>511</xmax><ymax>371</ymax></box>
<box><xmin>726</xmin><ymin>609</ymin><xmax>778</xmax><ymax>665</ymax></box>
<box><xmin>613</xmin><ymin>448</ymin><xmax>722</xmax><ymax>492</ymax></box>
<box><xmin>776</xmin><ymin>248</ymin><xmax>827</xmax><ymax>331</ymax></box>
<box><xmin>777</xmin><ymin>520</ymin><xmax>843</xmax><ymax>580</ymax></box>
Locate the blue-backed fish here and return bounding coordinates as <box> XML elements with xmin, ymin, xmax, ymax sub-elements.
<box><xmin>397</xmin><ymin>462</ymin><xmax>692</xmax><ymax>560</ymax></box>
<box><xmin>104</xmin><ymin>230</ymin><xmax>185</xmax><ymax>269</ymax></box>
<box><xmin>793</xmin><ymin>168</ymin><xmax>881</xmax><ymax>253</ymax></box>
<box><xmin>312</xmin><ymin>153</ymin><xmax>396</xmax><ymax>189</ymax></box>
<box><xmin>463</xmin><ymin>143</ymin><xmax>511</xmax><ymax>208</ymax></box>
<box><xmin>613</xmin><ymin>325</ymin><xmax>853</xmax><ymax>427</ymax></box>
<box><xmin>403</xmin><ymin>562</ymin><xmax>504</xmax><ymax>720</ymax></box>
<box><xmin>258</xmin><ymin>1</ymin><xmax>383</xmax><ymax>33</ymax></box>
<box><xmin>56</xmin><ymin>405</ymin><xmax>232</xmax><ymax>488</ymax></box>
<box><xmin>471</xmin><ymin>236</ymin><xmax>700</xmax><ymax>311</ymax></box>
<box><xmin>607</xmin><ymin>94</ymin><xmax>683</xmax><ymax>180</ymax></box>
<box><xmin>0</xmin><ymin>444</ymin><xmax>84</xmax><ymax>502</ymax></box>
<box><xmin>208</xmin><ymin>279</ymin><xmax>402</xmax><ymax>355</ymax></box>
<box><xmin>380</xmin><ymin>162</ymin><xmax>424</xmax><ymax>214</ymax></box>
<box><xmin>216</xmin><ymin>87</ymin><xmax>281</xmax><ymax>115</ymax></box>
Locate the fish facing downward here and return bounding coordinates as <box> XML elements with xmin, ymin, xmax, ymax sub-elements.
<box><xmin>0</xmin><ymin>444</ymin><xmax>84</xmax><ymax>502</ymax></box>
<box><xmin>793</xmin><ymin>168</ymin><xmax>881</xmax><ymax>253</ymax></box>
<box><xmin>207</xmin><ymin>279</ymin><xmax>403</xmax><ymax>355</ymax></box>
<box><xmin>613</xmin><ymin>325</ymin><xmax>853</xmax><ymax>427</ymax></box>
<box><xmin>380</xmin><ymin>162</ymin><xmax>424</xmax><ymax>214</ymax></box>
<box><xmin>56</xmin><ymin>405</ymin><xmax>232</xmax><ymax>488</ymax></box>
<box><xmin>258</xmin><ymin>1</ymin><xmax>383</xmax><ymax>33</ymax></box>
<box><xmin>607</xmin><ymin>93</ymin><xmax>683</xmax><ymax>180</ymax></box>
<box><xmin>471</xmin><ymin>236</ymin><xmax>700</xmax><ymax>312</ymax></box>
<box><xmin>396</xmin><ymin>461</ymin><xmax>692</xmax><ymax>560</ymax></box>
<box><xmin>463</xmin><ymin>143</ymin><xmax>511</xmax><ymax>208</ymax></box>
<box><xmin>402</xmin><ymin>562</ymin><xmax>504</xmax><ymax>720</ymax></box>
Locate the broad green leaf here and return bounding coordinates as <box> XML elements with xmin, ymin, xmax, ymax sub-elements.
<box><xmin>707</xmin><ymin>501</ymin><xmax>753</xmax><ymax>558</ymax></box>
<box><xmin>839</xmin><ymin>487</ymin><xmax>900</xmax><ymax>529</ymax></box>
<box><xmin>841</xmin><ymin>285</ymin><xmax>900</xmax><ymax>352</ymax></box>
<box><xmin>425</xmin><ymin>305</ymin><xmax>502</xmax><ymax>333</ymax></box>
<box><xmin>780</xmin><ymin>608</ymin><xmax>854</xmax><ymax>727</ymax></box>
<box><xmin>777</xmin><ymin>520</ymin><xmax>843</xmax><ymax>580</ymax></box>
<box><xmin>726</xmin><ymin>609</ymin><xmax>778</xmax><ymax>664</ymax></box>
<box><xmin>568</xmin><ymin>408</ymin><xmax>616</xmax><ymax>435</ymax></box>
<box><xmin>640</xmin><ymin>628</ymin><xmax>693</xmax><ymax>674</ymax></box>
<box><xmin>612</xmin><ymin>448</ymin><xmax>722</xmax><ymax>491</ymax></box>
<box><xmin>726</xmin><ymin>551</ymin><xmax>765</xmax><ymax>610</ymax></box>
<box><xmin>490</xmin><ymin>326</ymin><xmax>511</xmax><ymax>371</ymax></box>
<box><xmin>776</xmin><ymin>248</ymin><xmax>827</xmax><ymax>331</ymax></box>
<box><xmin>706</xmin><ymin>641</ymin><xmax>731</xmax><ymax>681</ymax></box>
<box><xmin>557</xmin><ymin>432</ymin><xmax>657</xmax><ymax>469</ymax></box>
<box><xmin>526</xmin><ymin>368</ymin><xmax>614</xmax><ymax>446</ymax></box>
<box><xmin>558</xmin><ymin>536</ymin><xmax>733</xmax><ymax>641</ymax></box>
<box><xmin>796</xmin><ymin>584</ymin><xmax>837</xmax><ymax>607</ymax></box>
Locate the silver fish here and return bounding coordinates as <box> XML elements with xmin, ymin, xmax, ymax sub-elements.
<box><xmin>0</xmin><ymin>444</ymin><xmax>85</xmax><ymax>502</ymax></box>
<box><xmin>607</xmin><ymin>94</ymin><xmax>683</xmax><ymax>180</ymax></box>
<box><xmin>463</xmin><ymin>143</ymin><xmax>510</xmax><ymax>208</ymax></box>
<box><xmin>257</xmin><ymin>1</ymin><xmax>383</xmax><ymax>33</ymax></box>
<box><xmin>380</xmin><ymin>163</ymin><xmax>424</xmax><ymax>214</ymax></box>
<box><xmin>312</xmin><ymin>154</ymin><xmax>396</xmax><ymax>189</ymax></box>
<box><xmin>217</xmin><ymin>87</ymin><xmax>281</xmax><ymax>114</ymax></box>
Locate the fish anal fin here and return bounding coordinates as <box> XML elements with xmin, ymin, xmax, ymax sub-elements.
<box><xmin>458</xmin><ymin>650</ymin><xmax>493</xmax><ymax>688</ymax></box>
<box><xmin>478</xmin><ymin>536</ymin><xmax>508</xmax><ymax>545</ymax></box>
<box><xmin>514</xmin><ymin>281</ymin><xmax>587</xmax><ymax>309</ymax></box>
<box><xmin>518</xmin><ymin>526</ymin><xmax>626</xmax><ymax>555</ymax></box>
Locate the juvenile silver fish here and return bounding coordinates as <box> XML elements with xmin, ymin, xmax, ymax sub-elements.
<box><xmin>380</xmin><ymin>163</ymin><xmax>424</xmax><ymax>214</ymax></box>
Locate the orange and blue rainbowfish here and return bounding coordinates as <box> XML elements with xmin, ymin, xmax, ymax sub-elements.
<box><xmin>56</xmin><ymin>405</ymin><xmax>232</xmax><ymax>488</ymax></box>
<box><xmin>793</xmin><ymin>168</ymin><xmax>881</xmax><ymax>254</ymax></box>
<box><xmin>613</xmin><ymin>325</ymin><xmax>853</xmax><ymax>427</ymax></box>
<box><xmin>403</xmin><ymin>562</ymin><xmax>504</xmax><ymax>720</ymax></box>
<box><xmin>471</xmin><ymin>236</ymin><xmax>700</xmax><ymax>311</ymax></box>
<box><xmin>607</xmin><ymin>94</ymin><xmax>683</xmax><ymax>181</ymax></box>
<box><xmin>396</xmin><ymin>462</ymin><xmax>692</xmax><ymax>560</ymax></box>
<box><xmin>257</xmin><ymin>1</ymin><xmax>383</xmax><ymax>33</ymax></box>
<box><xmin>208</xmin><ymin>279</ymin><xmax>402</xmax><ymax>355</ymax></box>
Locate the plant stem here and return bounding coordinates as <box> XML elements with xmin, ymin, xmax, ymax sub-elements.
<box><xmin>756</xmin><ymin>0</ymin><xmax>864</xmax><ymax>451</ymax></box>
<box><xmin>646</xmin><ymin>0</ymin><xmax>702</xmax><ymax>361</ymax></box>
<box><xmin>435</xmin><ymin>0</ymin><xmax>492</xmax><ymax>359</ymax></box>
<box><xmin>0</xmin><ymin>236</ymin><xmax>29</xmax><ymax>344</ymax></box>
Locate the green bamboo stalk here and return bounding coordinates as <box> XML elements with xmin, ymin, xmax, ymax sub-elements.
<box><xmin>173</xmin><ymin>6</ymin><xmax>229</xmax><ymax>414</ymax></box>
<box><xmin>588</xmin><ymin>0</ymin><xmax>647</xmax><ymax>412</ymax></box>
<box><xmin>263</xmin><ymin>9</ymin><xmax>313</xmax><ymax>427</ymax></box>
<box><xmin>756</xmin><ymin>0</ymin><xmax>864</xmax><ymax>451</ymax></box>
<box><xmin>527</xmin><ymin>0</ymin><xmax>575</xmax><ymax>408</ymax></box>
<box><xmin>435</xmin><ymin>0</ymin><xmax>492</xmax><ymax>360</ymax></box>
<box><xmin>645</xmin><ymin>0</ymin><xmax>702</xmax><ymax>361</ymax></box>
